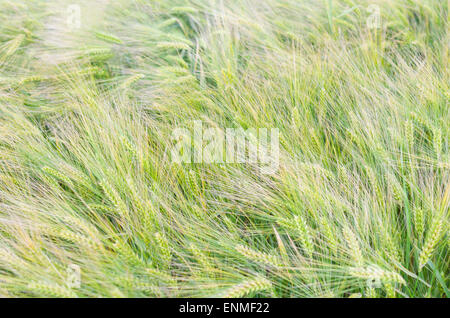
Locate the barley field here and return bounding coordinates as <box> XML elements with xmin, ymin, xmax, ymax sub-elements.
<box><xmin>0</xmin><ymin>0</ymin><xmax>448</xmax><ymax>298</ymax></box>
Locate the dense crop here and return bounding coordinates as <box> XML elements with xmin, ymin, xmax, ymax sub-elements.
<box><xmin>0</xmin><ymin>0</ymin><xmax>448</xmax><ymax>298</ymax></box>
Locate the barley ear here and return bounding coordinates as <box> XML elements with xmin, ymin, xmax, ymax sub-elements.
<box><xmin>343</xmin><ymin>227</ymin><xmax>364</xmax><ymax>266</ymax></box>
<box><xmin>222</xmin><ymin>277</ymin><xmax>272</xmax><ymax>298</ymax></box>
<box><xmin>294</xmin><ymin>216</ymin><xmax>314</xmax><ymax>258</ymax></box>
<box><xmin>419</xmin><ymin>218</ymin><xmax>444</xmax><ymax>270</ymax></box>
<box><xmin>235</xmin><ymin>244</ymin><xmax>281</xmax><ymax>267</ymax></box>
<box><xmin>413</xmin><ymin>207</ymin><xmax>424</xmax><ymax>240</ymax></box>
<box><xmin>155</xmin><ymin>232</ymin><xmax>172</xmax><ymax>268</ymax></box>
<box><xmin>27</xmin><ymin>282</ymin><xmax>77</xmax><ymax>298</ymax></box>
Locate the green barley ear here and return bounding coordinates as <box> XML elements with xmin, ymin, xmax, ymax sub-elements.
<box><xmin>160</xmin><ymin>66</ymin><xmax>190</xmax><ymax>76</ymax></box>
<box><xmin>5</xmin><ymin>34</ymin><xmax>24</xmax><ymax>56</ymax></box>
<box><xmin>60</xmin><ymin>165</ymin><xmax>92</xmax><ymax>198</ymax></box>
<box><xmin>404</xmin><ymin>120</ymin><xmax>414</xmax><ymax>149</ymax></box>
<box><xmin>100</xmin><ymin>179</ymin><xmax>128</xmax><ymax>217</ymax></box>
<box><xmin>276</xmin><ymin>217</ymin><xmax>295</xmax><ymax>230</ymax></box>
<box><xmin>374</xmin><ymin>142</ymin><xmax>389</xmax><ymax>162</ymax></box>
<box><xmin>130</xmin><ymin>279</ymin><xmax>161</xmax><ymax>295</ymax></box>
<box><xmin>365</xmin><ymin>287</ymin><xmax>377</xmax><ymax>298</ymax></box>
<box><xmin>189</xmin><ymin>243</ymin><xmax>214</xmax><ymax>274</ymax></box>
<box><xmin>94</xmin><ymin>31</ymin><xmax>123</xmax><ymax>44</ymax></box>
<box><xmin>125</xmin><ymin>178</ymin><xmax>143</xmax><ymax>213</ymax></box>
<box><xmin>109</xmin><ymin>287</ymin><xmax>126</xmax><ymax>298</ymax></box>
<box><xmin>410</xmin><ymin>112</ymin><xmax>430</xmax><ymax>129</ymax></box>
<box><xmin>349</xmin><ymin>265</ymin><xmax>405</xmax><ymax>285</ymax></box>
<box><xmin>318</xmin><ymin>216</ymin><xmax>337</xmax><ymax>254</ymax></box>
<box><xmin>347</xmin><ymin>129</ymin><xmax>359</xmax><ymax>144</ymax></box>
<box><xmin>384</xmin><ymin>282</ymin><xmax>396</xmax><ymax>298</ymax></box>
<box><xmin>145</xmin><ymin>267</ymin><xmax>176</xmax><ymax>284</ymax></box>
<box><xmin>126</xmin><ymin>178</ymin><xmax>154</xmax><ymax>237</ymax></box>
<box><xmin>27</xmin><ymin>282</ymin><xmax>77</xmax><ymax>298</ymax></box>
<box><xmin>166</xmin><ymin>75</ymin><xmax>197</xmax><ymax>86</ymax></box>
<box><xmin>294</xmin><ymin>216</ymin><xmax>314</xmax><ymax>258</ymax></box>
<box><xmin>365</xmin><ymin>165</ymin><xmax>382</xmax><ymax>199</ymax></box>
<box><xmin>166</xmin><ymin>55</ymin><xmax>188</xmax><ymax>69</ymax></box>
<box><xmin>381</xmin><ymin>227</ymin><xmax>401</xmax><ymax>264</ymax></box>
<box><xmin>235</xmin><ymin>244</ymin><xmax>281</xmax><ymax>267</ymax></box>
<box><xmin>309</xmin><ymin>128</ymin><xmax>321</xmax><ymax>154</ymax></box>
<box><xmin>117</xmin><ymin>274</ymin><xmax>162</xmax><ymax>296</ymax></box>
<box><xmin>337</xmin><ymin>165</ymin><xmax>351</xmax><ymax>193</ymax></box>
<box><xmin>158</xmin><ymin>17</ymin><xmax>179</xmax><ymax>28</ymax></box>
<box><xmin>433</xmin><ymin>128</ymin><xmax>442</xmax><ymax>157</ymax></box>
<box><xmin>89</xmin><ymin>204</ymin><xmax>117</xmax><ymax>214</ymax></box>
<box><xmin>413</xmin><ymin>207</ymin><xmax>424</xmax><ymax>240</ymax></box>
<box><xmin>42</xmin><ymin>166</ymin><xmax>72</xmax><ymax>186</ymax></box>
<box><xmin>156</xmin><ymin>41</ymin><xmax>191</xmax><ymax>50</ymax></box>
<box><xmin>112</xmin><ymin>240</ymin><xmax>147</xmax><ymax>267</ymax></box>
<box><xmin>387</xmin><ymin>173</ymin><xmax>403</xmax><ymax>203</ymax></box>
<box><xmin>154</xmin><ymin>232</ymin><xmax>172</xmax><ymax>268</ymax></box>
<box><xmin>61</xmin><ymin>165</ymin><xmax>91</xmax><ymax>189</ymax></box>
<box><xmin>191</xmin><ymin>204</ymin><xmax>205</xmax><ymax>220</ymax></box>
<box><xmin>60</xmin><ymin>215</ymin><xmax>97</xmax><ymax>235</ymax></box>
<box><xmin>82</xmin><ymin>48</ymin><xmax>113</xmax><ymax>60</ymax></box>
<box><xmin>121</xmin><ymin>74</ymin><xmax>144</xmax><ymax>89</ymax></box>
<box><xmin>343</xmin><ymin>227</ymin><xmax>364</xmax><ymax>266</ymax></box>
<box><xmin>419</xmin><ymin>218</ymin><xmax>444</xmax><ymax>270</ymax></box>
<box><xmin>223</xmin><ymin>216</ymin><xmax>238</xmax><ymax>234</ymax></box>
<box><xmin>18</xmin><ymin>75</ymin><xmax>47</xmax><ymax>85</ymax></box>
<box><xmin>187</xmin><ymin>169</ymin><xmax>201</xmax><ymax>197</ymax></box>
<box><xmin>56</xmin><ymin>229</ymin><xmax>103</xmax><ymax>250</ymax></box>
<box><xmin>41</xmin><ymin>173</ymin><xmax>59</xmax><ymax>188</ymax></box>
<box><xmin>222</xmin><ymin>276</ymin><xmax>272</xmax><ymax>298</ymax></box>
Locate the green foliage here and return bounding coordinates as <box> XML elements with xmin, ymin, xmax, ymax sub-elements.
<box><xmin>0</xmin><ymin>0</ymin><xmax>448</xmax><ymax>298</ymax></box>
